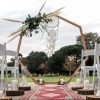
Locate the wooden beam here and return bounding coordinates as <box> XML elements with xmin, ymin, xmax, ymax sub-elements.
<box><xmin>79</xmin><ymin>26</ymin><xmax>86</xmax><ymax>50</ymax></box>
<box><xmin>66</xmin><ymin>65</ymin><xmax>81</xmax><ymax>84</ymax></box>
<box><xmin>66</xmin><ymin>57</ymin><xmax>88</xmax><ymax>83</ymax></box>
<box><xmin>17</xmin><ymin>34</ymin><xmax>23</xmax><ymax>53</ymax></box>
<box><xmin>56</xmin><ymin>15</ymin><xmax>87</xmax><ymax>83</ymax></box>
<box><xmin>57</xmin><ymin>15</ymin><xmax>86</xmax><ymax>50</ymax></box>
<box><xmin>18</xmin><ymin>60</ymin><xmax>37</xmax><ymax>83</ymax></box>
<box><xmin>57</xmin><ymin>15</ymin><xmax>80</xmax><ymax>28</ymax></box>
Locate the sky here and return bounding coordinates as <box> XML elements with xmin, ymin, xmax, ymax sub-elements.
<box><xmin>0</xmin><ymin>0</ymin><xmax>100</xmax><ymax>57</ymax></box>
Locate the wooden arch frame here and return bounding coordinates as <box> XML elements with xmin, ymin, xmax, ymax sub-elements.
<box><xmin>56</xmin><ymin>15</ymin><xmax>86</xmax><ymax>83</ymax></box>
<box><xmin>17</xmin><ymin>15</ymin><xmax>86</xmax><ymax>53</ymax></box>
<box><xmin>57</xmin><ymin>15</ymin><xmax>86</xmax><ymax>50</ymax></box>
<box><xmin>4</xmin><ymin>11</ymin><xmax>86</xmax><ymax>83</ymax></box>
<box><xmin>17</xmin><ymin>15</ymin><xmax>87</xmax><ymax>84</ymax></box>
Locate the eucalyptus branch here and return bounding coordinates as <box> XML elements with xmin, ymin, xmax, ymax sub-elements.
<box><xmin>23</xmin><ymin>13</ymin><xmax>52</xmax><ymax>37</ymax></box>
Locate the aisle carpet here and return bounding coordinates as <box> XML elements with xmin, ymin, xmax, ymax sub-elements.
<box><xmin>19</xmin><ymin>85</ymin><xmax>84</xmax><ymax>100</ymax></box>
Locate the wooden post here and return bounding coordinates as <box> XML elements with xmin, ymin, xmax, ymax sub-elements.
<box><xmin>17</xmin><ymin>34</ymin><xmax>23</xmax><ymax>53</ymax></box>
<box><xmin>18</xmin><ymin>60</ymin><xmax>37</xmax><ymax>83</ymax></box>
<box><xmin>79</xmin><ymin>26</ymin><xmax>86</xmax><ymax>50</ymax></box>
<box><xmin>56</xmin><ymin>15</ymin><xmax>87</xmax><ymax>83</ymax></box>
<box><xmin>66</xmin><ymin>65</ymin><xmax>81</xmax><ymax>84</ymax></box>
<box><xmin>56</xmin><ymin>15</ymin><xmax>86</xmax><ymax>50</ymax></box>
<box><xmin>66</xmin><ymin>57</ymin><xmax>88</xmax><ymax>83</ymax></box>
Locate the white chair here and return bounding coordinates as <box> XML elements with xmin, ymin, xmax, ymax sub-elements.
<box><xmin>6</xmin><ymin>50</ymin><xmax>19</xmax><ymax>79</ymax></box>
<box><xmin>0</xmin><ymin>43</ymin><xmax>19</xmax><ymax>90</ymax></box>
<box><xmin>94</xmin><ymin>42</ymin><xmax>100</xmax><ymax>90</ymax></box>
<box><xmin>80</xmin><ymin>48</ymin><xmax>96</xmax><ymax>86</ymax></box>
<box><xmin>0</xmin><ymin>43</ymin><xmax>6</xmax><ymax>83</ymax></box>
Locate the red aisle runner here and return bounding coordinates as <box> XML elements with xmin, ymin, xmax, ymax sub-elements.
<box><xmin>19</xmin><ymin>85</ymin><xmax>84</xmax><ymax>100</ymax></box>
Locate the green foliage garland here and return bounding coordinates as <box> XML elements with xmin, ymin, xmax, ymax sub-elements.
<box><xmin>23</xmin><ymin>13</ymin><xmax>52</xmax><ymax>37</ymax></box>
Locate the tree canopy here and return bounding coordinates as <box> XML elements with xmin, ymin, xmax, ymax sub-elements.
<box><xmin>47</xmin><ymin>44</ymin><xmax>82</xmax><ymax>75</ymax></box>
<box><xmin>26</xmin><ymin>51</ymin><xmax>48</xmax><ymax>75</ymax></box>
<box><xmin>76</xmin><ymin>32</ymin><xmax>100</xmax><ymax>49</ymax></box>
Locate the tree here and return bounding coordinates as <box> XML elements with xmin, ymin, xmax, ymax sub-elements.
<box><xmin>61</xmin><ymin>44</ymin><xmax>82</xmax><ymax>75</ymax></box>
<box><xmin>47</xmin><ymin>44</ymin><xmax>82</xmax><ymax>75</ymax></box>
<box><xmin>47</xmin><ymin>50</ymin><xmax>65</xmax><ymax>75</ymax></box>
<box><xmin>26</xmin><ymin>51</ymin><xmax>48</xmax><ymax>76</ymax></box>
<box><xmin>76</xmin><ymin>32</ymin><xmax>100</xmax><ymax>49</ymax></box>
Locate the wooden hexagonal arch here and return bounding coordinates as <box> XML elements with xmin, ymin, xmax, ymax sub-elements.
<box><xmin>17</xmin><ymin>15</ymin><xmax>87</xmax><ymax>84</ymax></box>
<box><xmin>3</xmin><ymin>5</ymin><xmax>86</xmax><ymax>84</ymax></box>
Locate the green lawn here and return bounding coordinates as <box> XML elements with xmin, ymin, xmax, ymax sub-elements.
<box><xmin>25</xmin><ymin>76</ymin><xmax>94</xmax><ymax>83</ymax></box>
<box><xmin>25</xmin><ymin>75</ymin><xmax>78</xmax><ymax>83</ymax></box>
<box><xmin>6</xmin><ymin>75</ymin><xmax>93</xmax><ymax>83</ymax></box>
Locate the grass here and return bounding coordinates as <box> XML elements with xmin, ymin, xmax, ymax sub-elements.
<box><xmin>5</xmin><ymin>74</ymin><xmax>94</xmax><ymax>83</ymax></box>
<box><xmin>24</xmin><ymin>75</ymin><xmax>94</xmax><ymax>83</ymax></box>
<box><xmin>23</xmin><ymin>75</ymin><xmax>78</xmax><ymax>83</ymax></box>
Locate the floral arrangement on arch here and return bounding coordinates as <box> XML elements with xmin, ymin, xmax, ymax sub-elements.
<box><xmin>3</xmin><ymin>1</ymin><xmax>63</xmax><ymax>43</ymax></box>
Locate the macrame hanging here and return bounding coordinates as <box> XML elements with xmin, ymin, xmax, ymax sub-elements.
<box><xmin>45</xmin><ymin>16</ymin><xmax>59</xmax><ymax>57</ymax></box>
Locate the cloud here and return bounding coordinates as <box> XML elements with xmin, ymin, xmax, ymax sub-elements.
<box><xmin>0</xmin><ymin>0</ymin><xmax>100</xmax><ymax>57</ymax></box>
<box><xmin>83</xmin><ymin>22</ymin><xmax>100</xmax><ymax>34</ymax></box>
